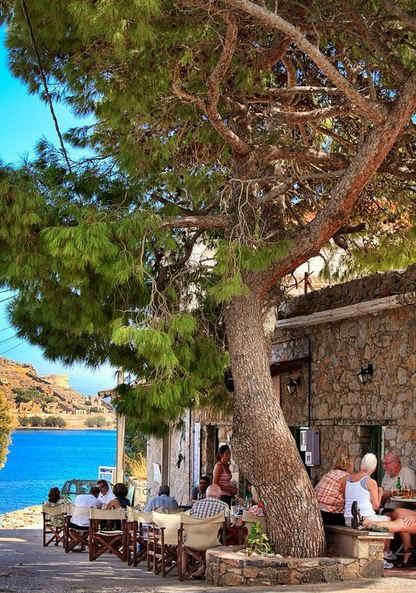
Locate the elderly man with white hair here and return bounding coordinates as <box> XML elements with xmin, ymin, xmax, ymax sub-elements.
<box><xmin>381</xmin><ymin>450</ymin><xmax>416</xmax><ymax>510</ymax></box>
<box><xmin>190</xmin><ymin>484</ymin><xmax>230</xmax><ymax>519</ymax></box>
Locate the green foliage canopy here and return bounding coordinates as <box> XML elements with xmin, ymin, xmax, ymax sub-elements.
<box><xmin>0</xmin><ymin>0</ymin><xmax>415</xmax><ymax>436</ymax></box>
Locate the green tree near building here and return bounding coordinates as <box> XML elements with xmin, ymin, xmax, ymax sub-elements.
<box><xmin>1</xmin><ymin>0</ymin><xmax>416</xmax><ymax>555</ymax></box>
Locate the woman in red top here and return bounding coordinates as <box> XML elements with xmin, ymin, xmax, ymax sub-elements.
<box><xmin>213</xmin><ymin>444</ymin><xmax>237</xmax><ymax>506</ymax></box>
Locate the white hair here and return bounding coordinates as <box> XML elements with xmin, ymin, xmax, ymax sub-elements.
<box><xmin>360</xmin><ymin>452</ymin><xmax>378</xmax><ymax>474</ymax></box>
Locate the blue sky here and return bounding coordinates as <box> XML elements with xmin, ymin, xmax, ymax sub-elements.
<box><xmin>0</xmin><ymin>27</ymin><xmax>115</xmax><ymax>395</ymax></box>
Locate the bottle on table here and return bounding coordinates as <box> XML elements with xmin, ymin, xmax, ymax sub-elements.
<box><xmin>395</xmin><ymin>476</ymin><xmax>401</xmax><ymax>495</ymax></box>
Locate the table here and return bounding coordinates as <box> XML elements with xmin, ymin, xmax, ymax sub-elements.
<box><xmin>391</xmin><ymin>496</ymin><xmax>416</xmax><ymax>503</ymax></box>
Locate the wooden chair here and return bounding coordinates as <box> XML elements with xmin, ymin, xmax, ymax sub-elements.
<box><xmin>126</xmin><ymin>509</ymin><xmax>152</xmax><ymax>566</ymax></box>
<box><xmin>64</xmin><ymin>506</ymin><xmax>91</xmax><ymax>553</ymax></box>
<box><xmin>178</xmin><ymin>513</ymin><xmax>225</xmax><ymax>580</ymax></box>
<box><xmin>42</xmin><ymin>503</ymin><xmax>68</xmax><ymax>547</ymax></box>
<box><xmin>148</xmin><ymin>511</ymin><xmax>182</xmax><ymax>576</ymax></box>
<box><xmin>89</xmin><ymin>508</ymin><xmax>127</xmax><ymax>562</ymax></box>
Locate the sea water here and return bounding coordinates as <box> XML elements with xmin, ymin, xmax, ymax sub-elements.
<box><xmin>0</xmin><ymin>429</ymin><xmax>116</xmax><ymax>514</ymax></box>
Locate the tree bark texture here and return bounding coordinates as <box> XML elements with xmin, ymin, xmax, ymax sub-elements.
<box><xmin>224</xmin><ymin>291</ymin><xmax>325</xmax><ymax>557</ymax></box>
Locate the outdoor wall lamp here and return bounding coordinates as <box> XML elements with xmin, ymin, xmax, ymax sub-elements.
<box><xmin>358</xmin><ymin>363</ymin><xmax>374</xmax><ymax>384</ymax></box>
<box><xmin>286</xmin><ymin>377</ymin><xmax>301</xmax><ymax>395</ymax></box>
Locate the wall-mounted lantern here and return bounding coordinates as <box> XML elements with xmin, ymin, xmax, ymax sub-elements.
<box><xmin>358</xmin><ymin>363</ymin><xmax>374</xmax><ymax>384</ymax></box>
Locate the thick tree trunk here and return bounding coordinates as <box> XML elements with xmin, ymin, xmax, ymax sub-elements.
<box><xmin>224</xmin><ymin>290</ymin><xmax>324</xmax><ymax>557</ymax></box>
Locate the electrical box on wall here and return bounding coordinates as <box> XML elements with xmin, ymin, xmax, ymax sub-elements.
<box><xmin>300</xmin><ymin>428</ymin><xmax>320</xmax><ymax>466</ymax></box>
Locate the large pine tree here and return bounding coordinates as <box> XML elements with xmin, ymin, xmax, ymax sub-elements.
<box><xmin>1</xmin><ymin>0</ymin><xmax>416</xmax><ymax>555</ymax></box>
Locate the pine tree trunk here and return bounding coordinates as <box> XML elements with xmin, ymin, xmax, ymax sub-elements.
<box><xmin>224</xmin><ymin>290</ymin><xmax>325</xmax><ymax>557</ymax></box>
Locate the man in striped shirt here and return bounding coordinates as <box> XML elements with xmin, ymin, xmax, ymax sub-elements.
<box><xmin>190</xmin><ymin>484</ymin><xmax>230</xmax><ymax>519</ymax></box>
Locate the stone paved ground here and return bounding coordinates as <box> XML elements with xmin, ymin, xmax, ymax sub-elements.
<box><xmin>1</xmin><ymin>528</ymin><xmax>416</xmax><ymax>593</ymax></box>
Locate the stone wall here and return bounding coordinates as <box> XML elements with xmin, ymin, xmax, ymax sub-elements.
<box><xmin>276</xmin><ymin>301</ymin><xmax>416</xmax><ymax>480</ymax></box>
<box><xmin>279</xmin><ymin>265</ymin><xmax>416</xmax><ymax>319</ymax></box>
<box><xmin>205</xmin><ymin>546</ymin><xmax>364</xmax><ymax>586</ymax></box>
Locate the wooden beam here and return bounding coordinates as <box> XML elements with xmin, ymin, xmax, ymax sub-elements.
<box><xmin>277</xmin><ymin>293</ymin><xmax>415</xmax><ymax>330</ymax></box>
<box><xmin>270</xmin><ymin>357</ymin><xmax>309</xmax><ymax>375</ymax></box>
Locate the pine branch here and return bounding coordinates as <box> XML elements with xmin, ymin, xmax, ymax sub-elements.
<box><xmin>205</xmin><ymin>12</ymin><xmax>250</xmax><ymax>154</ymax></box>
<box><xmin>160</xmin><ymin>215</ymin><xmax>228</xmax><ymax>230</ymax></box>
<box><xmin>224</xmin><ymin>0</ymin><xmax>387</xmax><ymax>124</ymax></box>
<box><xmin>257</xmin><ymin>71</ymin><xmax>416</xmax><ymax>297</ymax></box>
<box><xmin>265</xmin><ymin>147</ymin><xmax>348</xmax><ymax>170</ymax></box>
<box><xmin>270</xmin><ymin>105</ymin><xmax>350</xmax><ymax>123</ymax></box>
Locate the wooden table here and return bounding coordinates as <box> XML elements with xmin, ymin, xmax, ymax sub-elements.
<box><xmin>391</xmin><ymin>496</ymin><xmax>416</xmax><ymax>504</ymax></box>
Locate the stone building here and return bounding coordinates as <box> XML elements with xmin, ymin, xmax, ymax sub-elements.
<box><xmin>147</xmin><ymin>265</ymin><xmax>416</xmax><ymax>501</ymax></box>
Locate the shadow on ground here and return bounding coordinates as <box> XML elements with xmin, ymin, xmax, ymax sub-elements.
<box><xmin>1</xmin><ymin>528</ymin><xmax>416</xmax><ymax>593</ymax></box>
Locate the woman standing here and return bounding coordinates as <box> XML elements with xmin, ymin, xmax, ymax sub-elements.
<box><xmin>213</xmin><ymin>444</ymin><xmax>237</xmax><ymax>506</ymax></box>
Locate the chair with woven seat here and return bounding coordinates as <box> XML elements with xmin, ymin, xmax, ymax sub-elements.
<box><xmin>126</xmin><ymin>509</ymin><xmax>152</xmax><ymax>566</ymax></box>
<box><xmin>148</xmin><ymin>511</ymin><xmax>182</xmax><ymax>576</ymax></box>
<box><xmin>178</xmin><ymin>513</ymin><xmax>225</xmax><ymax>580</ymax></box>
<box><xmin>42</xmin><ymin>503</ymin><xmax>68</xmax><ymax>547</ymax></box>
<box><xmin>89</xmin><ymin>508</ymin><xmax>127</xmax><ymax>561</ymax></box>
<box><xmin>64</xmin><ymin>506</ymin><xmax>91</xmax><ymax>553</ymax></box>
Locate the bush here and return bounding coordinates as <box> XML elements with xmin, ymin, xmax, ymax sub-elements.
<box><xmin>29</xmin><ymin>415</ymin><xmax>44</xmax><ymax>427</ymax></box>
<box><xmin>85</xmin><ymin>415</ymin><xmax>107</xmax><ymax>428</ymax></box>
<box><xmin>19</xmin><ymin>416</ymin><xmax>30</xmax><ymax>426</ymax></box>
<box><xmin>44</xmin><ymin>415</ymin><xmax>66</xmax><ymax>427</ymax></box>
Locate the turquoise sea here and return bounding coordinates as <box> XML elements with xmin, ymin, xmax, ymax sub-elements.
<box><xmin>0</xmin><ymin>429</ymin><xmax>116</xmax><ymax>514</ymax></box>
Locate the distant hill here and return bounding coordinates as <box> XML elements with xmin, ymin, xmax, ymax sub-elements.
<box><xmin>0</xmin><ymin>358</ymin><xmax>115</xmax><ymax>428</ymax></box>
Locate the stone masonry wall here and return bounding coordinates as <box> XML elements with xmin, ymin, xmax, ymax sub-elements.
<box><xmin>276</xmin><ymin>303</ymin><xmax>416</xmax><ymax>480</ymax></box>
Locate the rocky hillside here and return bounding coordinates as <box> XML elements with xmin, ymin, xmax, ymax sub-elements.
<box><xmin>0</xmin><ymin>357</ymin><xmax>112</xmax><ymax>419</ymax></box>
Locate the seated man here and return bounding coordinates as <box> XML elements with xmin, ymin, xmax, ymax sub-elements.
<box><xmin>187</xmin><ymin>484</ymin><xmax>229</xmax><ymax>580</ymax></box>
<box><xmin>381</xmin><ymin>451</ymin><xmax>416</xmax><ymax>510</ymax></box>
<box><xmin>69</xmin><ymin>486</ymin><xmax>100</xmax><ymax>530</ymax></box>
<box><xmin>97</xmin><ymin>479</ymin><xmax>116</xmax><ymax>508</ymax></box>
<box><xmin>144</xmin><ymin>485</ymin><xmax>178</xmax><ymax>512</ymax></box>
<box><xmin>190</xmin><ymin>484</ymin><xmax>229</xmax><ymax>519</ymax></box>
<box><xmin>192</xmin><ymin>476</ymin><xmax>210</xmax><ymax>502</ymax></box>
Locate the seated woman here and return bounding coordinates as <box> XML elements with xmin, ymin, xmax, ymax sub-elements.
<box><xmin>45</xmin><ymin>486</ymin><xmax>67</xmax><ymax>528</ymax></box>
<box><xmin>315</xmin><ymin>454</ymin><xmax>353</xmax><ymax>526</ymax></box>
<box><xmin>47</xmin><ymin>487</ymin><xmax>63</xmax><ymax>506</ymax></box>
<box><xmin>344</xmin><ymin>452</ymin><xmax>385</xmax><ymax>527</ymax></box>
<box><xmin>105</xmin><ymin>483</ymin><xmax>131</xmax><ymax>509</ymax></box>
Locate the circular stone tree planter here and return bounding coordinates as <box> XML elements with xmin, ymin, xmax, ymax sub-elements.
<box><xmin>205</xmin><ymin>546</ymin><xmax>360</xmax><ymax>586</ymax></box>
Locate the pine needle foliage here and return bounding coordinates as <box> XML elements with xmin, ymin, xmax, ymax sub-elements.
<box><xmin>0</xmin><ymin>0</ymin><xmax>415</xmax><ymax>440</ymax></box>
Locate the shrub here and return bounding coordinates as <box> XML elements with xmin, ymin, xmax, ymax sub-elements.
<box><xmin>85</xmin><ymin>416</ymin><xmax>106</xmax><ymax>427</ymax></box>
<box><xmin>44</xmin><ymin>415</ymin><xmax>66</xmax><ymax>427</ymax></box>
<box><xmin>29</xmin><ymin>415</ymin><xmax>44</xmax><ymax>427</ymax></box>
<box><xmin>125</xmin><ymin>452</ymin><xmax>147</xmax><ymax>480</ymax></box>
<box><xmin>19</xmin><ymin>416</ymin><xmax>30</xmax><ymax>426</ymax></box>
<box><xmin>94</xmin><ymin>415</ymin><xmax>107</xmax><ymax>427</ymax></box>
